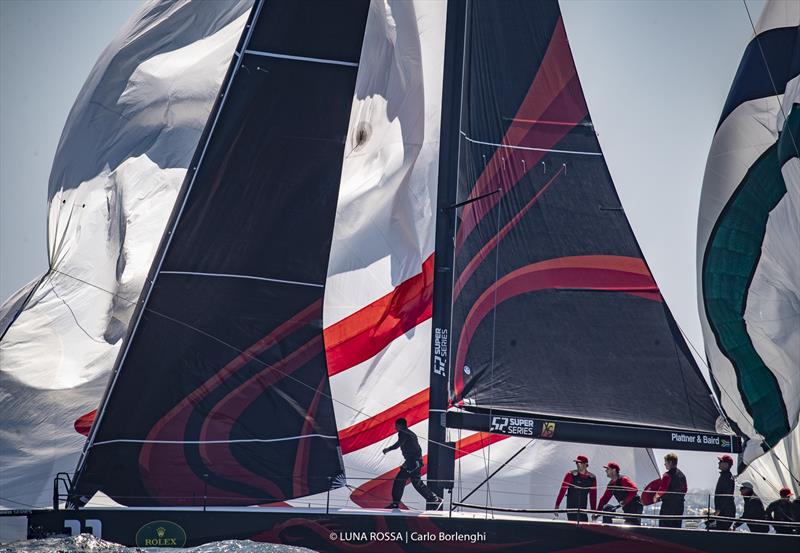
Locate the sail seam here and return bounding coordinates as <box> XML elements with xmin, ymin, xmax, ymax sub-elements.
<box><xmin>243</xmin><ymin>49</ymin><xmax>359</xmax><ymax>67</ymax></box>
<box><xmin>460</xmin><ymin>132</ymin><xmax>602</xmax><ymax>156</ymax></box>
<box><xmin>92</xmin><ymin>435</ymin><xmax>337</xmax><ymax>447</ymax></box>
<box><xmin>160</xmin><ymin>271</ymin><xmax>323</xmax><ymax>288</ymax></box>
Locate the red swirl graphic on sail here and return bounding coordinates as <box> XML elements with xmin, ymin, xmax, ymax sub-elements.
<box><xmin>138</xmin><ymin>301</ymin><xmax>327</xmax><ymax>505</ymax></box>
<box><xmin>455</xmin><ymin>17</ymin><xmax>589</xmax><ymax>250</ymax></box>
<box><xmin>453</xmin><ymin>255</ymin><xmax>661</xmax><ymax>401</ymax></box>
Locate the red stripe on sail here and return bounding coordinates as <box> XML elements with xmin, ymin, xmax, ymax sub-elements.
<box><xmin>293</xmin><ymin>374</ymin><xmax>329</xmax><ymax>498</ymax></box>
<box><xmin>338</xmin><ymin>388</ymin><xmax>430</xmax><ymax>455</ymax></box>
<box><xmin>453</xmin><ymin>255</ymin><xmax>661</xmax><ymax>400</ymax></box>
<box><xmin>138</xmin><ymin>301</ymin><xmax>321</xmax><ymax>505</ymax></box>
<box><xmin>349</xmin><ymin>432</ymin><xmax>508</xmax><ymax>508</ymax></box>
<box><xmin>453</xmin><ymin>165</ymin><xmax>566</xmax><ymax>299</ymax></box>
<box><xmin>455</xmin><ymin>17</ymin><xmax>589</xmax><ymax>250</ymax></box>
<box><xmin>324</xmin><ymin>254</ymin><xmax>434</xmax><ymax>377</ymax></box>
<box><xmin>198</xmin><ymin>336</ymin><xmax>323</xmax><ymax>498</ymax></box>
<box><xmin>74</xmin><ymin>409</ymin><xmax>96</xmax><ymax>436</ymax></box>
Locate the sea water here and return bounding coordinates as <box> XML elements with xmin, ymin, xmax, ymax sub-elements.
<box><xmin>0</xmin><ymin>534</ymin><xmax>315</xmax><ymax>553</ymax></box>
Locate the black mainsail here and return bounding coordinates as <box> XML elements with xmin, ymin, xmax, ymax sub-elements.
<box><xmin>72</xmin><ymin>0</ymin><xmax>370</xmax><ymax>506</ymax></box>
<box><xmin>429</xmin><ymin>0</ymin><xmax>736</xmax><ymax>463</ymax></box>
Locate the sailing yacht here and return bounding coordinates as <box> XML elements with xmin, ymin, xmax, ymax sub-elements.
<box><xmin>2</xmin><ymin>0</ymin><xmax>797</xmax><ymax>550</ymax></box>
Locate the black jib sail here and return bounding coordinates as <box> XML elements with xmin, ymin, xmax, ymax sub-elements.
<box><xmin>71</xmin><ymin>0</ymin><xmax>370</xmax><ymax>506</ymax></box>
<box><xmin>438</xmin><ymin>1</ymin><xmax>727</xmax><ymax>441</ymax></box>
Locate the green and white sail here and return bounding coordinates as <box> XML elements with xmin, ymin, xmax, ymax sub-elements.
<box><xmin>698</xmin><ymin>0</ymin><xmax>799</xmax><ymax>476</ymax></box>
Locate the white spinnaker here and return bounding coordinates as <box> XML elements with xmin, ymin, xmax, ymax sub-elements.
<box><xmin>312</xmin><ymin>0</ymin><xmax>659</xmax><ymax>511</ymax></box>
<box><xmin>743</xmin><ymin>417</ymin><xmax>800</xmax><ymax>502</ymax></box>
<box><xmin>697</xmin><ymin>0</ymin><xmax>800</xmax><ymax>465</ymax></box>
<box><xmin>0</xmin><ymin>0</ymin><xmax>252</xmax><ymax>510</ymax></box>
<box><xmin>742</xmin><ymin>77</ymin><xmax>800</xmax><ymax>497</ymax></box>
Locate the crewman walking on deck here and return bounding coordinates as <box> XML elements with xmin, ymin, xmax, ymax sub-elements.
<box><xmin>710</xmin><ymin>454</ymin><xmax>735</xmax><ymax>530</ymax></box>
<box><xmin>765</xmin><ymin>487</ymin><xmax>796</xmax><ymax>534</ymax></box>
<box><xmin>554</xmin><ymin>454</ymin><xmax>597</xmax><ymax>522</ymax></box>
<box><xmin>733</xmin><ymin>481</ymin><xmax>768</xmax><ymax>533</ymax></box>
<box><xmin>596</xmin><ymin>461</ymin><xmax>643</xmax><ymax>525</ymax></box>
<box><xmin>382</xmin><ymin>418</ymin><xmax>442</xmax><ymax>510</ymax></box>
<box><xmin>653</xmin><ymin>452</ymin><xmax>687</xmax><ymax>528</ymax></box>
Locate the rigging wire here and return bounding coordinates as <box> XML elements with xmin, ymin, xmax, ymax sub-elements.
<box><xmin>483</xmin><ymin>164</ymin><xmax>506</xmax><ymax>518</ymax></box>
<box><xmin>46</xmin><ymin>272</ymin><xmax>106</xmax><ymax>344</ymax></box>
<box><xmin>48</xmin><ymin>268</ymin><xmax>545</xmax><ymax>478</ymax></box>
<box><xmin>656</xmin><ymin>1</ymin><xmax>800</xmax><ymax>492</ymax></box>
<box><xmin>0</xmin><ymin>496</ymin><xmax>38</xmax><ymax>509</ymax></box>
<box><xmin>673</xmin><ymin>321</ymin><xmax>800</xmax><ymax>488</ymax></box>
<box><xmin>49</xmin><ymin>267</ymin><xmax>770</xmax><ymax>495</ymax></box>
<box><xmin>742</xmin><ymin>0</ymin><xmax>800</xmax><ymax>158</ymax></box>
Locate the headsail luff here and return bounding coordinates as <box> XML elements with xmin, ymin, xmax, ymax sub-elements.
<box><xmin>698</xmin><ymin>0</ymin><xmax>800</xmax><ymax>468</ymax></box>
<box><xmin>0</xmin><ymin>0</ymin><xmax>253</xmax><ymax>510</ymax></box>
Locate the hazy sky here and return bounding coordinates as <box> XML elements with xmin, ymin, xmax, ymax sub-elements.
<box><xmin>0</xmin><ymin>0</ymin><xmax>768</xmax><ymax>493</ymax></box>
<box><xmin>0</xmin><ymin>0</ymin><xmax>140</xmax><ymax>299</ymax></box>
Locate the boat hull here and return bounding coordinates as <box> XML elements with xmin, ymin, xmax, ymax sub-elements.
<box><xmin>24</xmin><ymin>507</ymin><xmax>799</xmax><ymax>551</ymax></box>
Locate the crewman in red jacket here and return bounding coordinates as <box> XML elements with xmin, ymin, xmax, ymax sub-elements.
<box><xmin>596</xmin><ymin>461</ymin><xmax>643</xmax><ymax>525</ymax></box>
<box><xmin>555</xmin><ymin>454</ymin><xmax>597</xmax><ymax>521</ymax></box>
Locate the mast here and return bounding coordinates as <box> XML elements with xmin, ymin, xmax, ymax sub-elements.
<box><xmin>427</xmin><ymin>0</ymin><xmax>468</xmax><ymax>500</ymax></box>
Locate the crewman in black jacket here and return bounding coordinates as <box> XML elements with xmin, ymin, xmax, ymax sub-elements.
<box><xmin>710</xmin><ymin>454</ymin><xmax>735</xmax><ymax>530</ymax></box>
<box><xmin>554</xmin><ymin>455</ymin><xmax>597</xmax><ymax>522</ymax></box>
<box><xmin>382</xmin><ymin>418</ymin><xmax>441</xmax><ymax>510</ymax></box>
<box><xmin>733</xmin><ymin>481</ymin><xmax>768</xmax><ymax>533</ymax></box>
<box><xmin>653</xmin><ymin>452</ymin><xmax>687</xmax><ymax>528</ymax></box>
<box><xmin>765</xmin><ymin>487</ymin><xmax>796</xmax><ymax>534</ymax></box>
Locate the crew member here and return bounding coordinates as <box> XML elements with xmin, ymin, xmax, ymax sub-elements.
<box><xmin>596</xmin><ymin>461</ymin><xmax>643</xmax><ymax>525</ymax></box>
<box><xmin>554</xmin><ymin>454</ymin><xmax>597</xmax><ymax>522</ymax></box>
<box><xmin>793</xmin><ymin>496</ymin><xmax>800</xmax><ymax>534</ymax></box>
<box><xmin>765</xmin><ymin>487</ymin><xmax>795</xmax><ymax>534</ymax></box>
<box><xmin>653</xmin><ymin>452</ymin><xmax>687</xmax><ymax>528</ymax></box>
<box><xmin>710</xmin><ymin>454</ymin><xmax>735</xmax><ymax>530</ymax></box>
<box><xmin>382</xmin><ymin>418</ymin><xmax>441</xmax><ymax>510</ymax></box>
<box><xmin>733</xmin><ymin>481</ymin><xmax>768</xmax><ymax>533</ymax></box>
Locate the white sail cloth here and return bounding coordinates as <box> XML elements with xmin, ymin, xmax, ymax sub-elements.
<box><xmin>741</xmin><ymin>72</ymin><xmax>800</xmax><ymax>498</ymax></box>
<box><xmin>743</xmin><ymin>418</ymin><xmax>800</xmax><ymax>503</ymax></box>
<box><xmin>0</xmin><ymin>0</ymin><xmax>252</xmax><ymax>510</ymax></box>
<box><xmin>321</xmin><ymin>0</ymin><xmax>444</xmax><ymax>498</ymax></box>
<box><xmin>698</xmin><ymin>0</ymin><xmax>800</xmax><ymax>468</ymax></box>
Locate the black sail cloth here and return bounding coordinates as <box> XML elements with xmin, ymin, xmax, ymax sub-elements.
<box><xmin>447</xmin><ymin>0</ymin><xmax>720</xmax><ymax>433</ymax></box>
<box><xmin>72</xmin><ymin>0</ymin><xmax>370</xmax><ymax>506</ymax></box>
